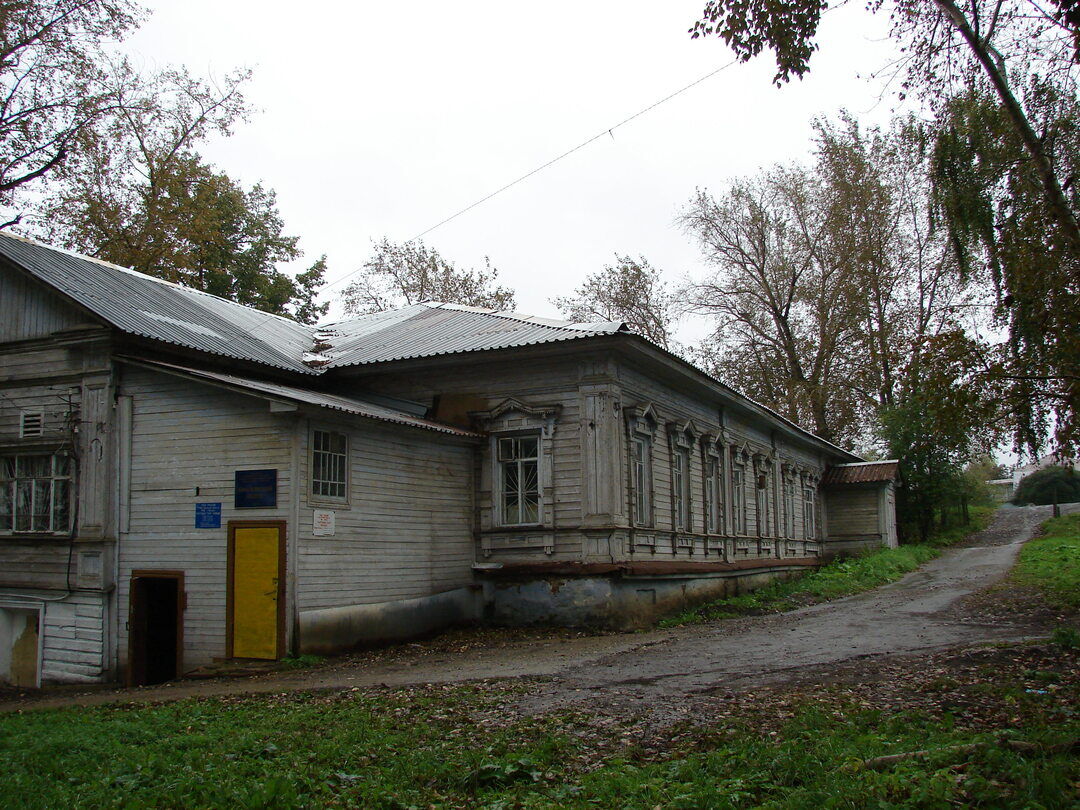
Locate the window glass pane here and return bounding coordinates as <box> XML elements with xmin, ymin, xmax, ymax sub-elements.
<box><xmin>1</xmin><ymin>456</ymin><xmax>14</xmax><ymax>479</ymax></box>
<box><xmin>32</xmin><ymin>480</ymin><xmax>51</xmax><ymax>531</ymax></box>
<box><xmin>15</xmin><ymin>479</ymin><xmax>32</xmax><ymax>531</ymax></box>
<box><xmin>54</xmin><ymin>455</ymin><xmax>71</xmax><ymax>477</ymax></box>
<box><xmin>498</xmin><ymin>438</ymin><xmax>514</xmax><ymax>461</ymax></box>
<box><xmin>0</xmin><ymin>481</ymin><xmax>11</xmax><ymax>531</ymax></box>
<box><xmin>521</xmin><ymin>494</ymin><xmax>539</xmax><ymax>524</ymax></box>
<box><xmin>17</xmin><ymin>456</ymin><xmax>49</xmax><ymax>477</ymax></box>
<box><xmin>53</xmin><ymin>479</ymin><xmax>70</xmax><ymax>532</ymax></box>
<box><xmin>519</xmin><ymin>437</ymin><xmax>538</xmax><ymax>458</ymax></box>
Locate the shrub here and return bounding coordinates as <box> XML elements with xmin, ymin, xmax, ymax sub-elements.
<box><xmin>1012</xmin><ymin>466</ymin><xmax>1080</xmax><ymax>505</ymax></box>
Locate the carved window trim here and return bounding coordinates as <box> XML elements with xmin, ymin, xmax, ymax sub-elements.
<box><xmin>753</xmin><ymin>453</ymin><xmax>773</xmax><ymax>538</ymax></box>
<box><xmin>700</xmin><ymin>434</ymin><xmax>723</xmax><ymax>535</ymax></box>
<box><xmin>800</xmin><ymin>469</ymin><xmax>820</xmax><ymax>540</ymax></box>
<box><xmin>667</xmin><ymin>420</ymin><xmax>697</xmax><ymax>532</ymax></box>
<box><xmin>473</xmin><ymin>398</ymin><xmax>561</xmax><ymax>530</ymax></box>
<box><xmin>625</xmin><ymin>404</ymin><xmax>658</xmax><ymax>528</ymax></box>
<box><xmin>730</xmin><ymin>443</ymin><xmax>751</xmax><ymax>537</ymax></box>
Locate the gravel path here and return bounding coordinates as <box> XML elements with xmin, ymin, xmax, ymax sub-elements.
<box><xmin>1</xmin><ymin>504</ymin><xmax>1067</xmax><ymax>713</ymax></box>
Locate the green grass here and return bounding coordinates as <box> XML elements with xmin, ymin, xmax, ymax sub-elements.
<box><xmin>1014</xmin><ymin>513</ymin><xmax>1080</xmax><ymax>610</ymax></box>
<box><xmin>1</xmin><ymin>668</ymin><xmax>1075</xmax><ymax>809</ymax></box>
<box><xmin>660</xmin><ymin>505</ymin><xmax>995</xmax><ymax>627</ymax></box>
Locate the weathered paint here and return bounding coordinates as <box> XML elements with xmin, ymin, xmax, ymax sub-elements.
<box><xmin>298</xmin><ymin>586</ymin><xmax>484</xmax><ymax>653</ymax></box>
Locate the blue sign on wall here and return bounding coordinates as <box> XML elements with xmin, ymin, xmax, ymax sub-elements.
<box><xmin>195</xmin><ymin>502</ymin><xmax>222</xmax><ymax>528</ymax></box>
<box><xmin>235</xmin><ymin>469</ymin><xmax>277</xmax><ymax>508</ymax></box>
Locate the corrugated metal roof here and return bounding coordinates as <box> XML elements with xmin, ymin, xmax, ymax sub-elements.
<box><xmin>318</xmin><ymin>303</ymin><xmax>627</xmax><ymax>368</ymax></box>
<box><xmin>822</xmin><ymin>460</ymin><xmax>899</xmax><ymax>485</ymax></box>
<box><xmin>0</xmin><ymin>234</ymin><xmax>861</xmax><ymax>461</ymax></box>
<box><xmin>0</xmin><ymin>233</ymin><xmax>318</xmax><ymax>374</ymax></box>
<box><xmin>125</xmin><ymin>359</ymin><xmax>481</xmax><ymax>438</ymax></box>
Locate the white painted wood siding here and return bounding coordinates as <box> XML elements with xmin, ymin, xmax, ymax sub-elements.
<box><xmin>296</xmin><ymin>417</ymin><xmax>475</xmax><ymax>611</ymax></box>
<box><xmin>117</xmin><ymin>366</ymin><xmax>294</xmax><ymax>672</ymax></box>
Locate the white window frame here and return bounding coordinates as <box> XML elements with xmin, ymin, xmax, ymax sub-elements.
<box><xmin>310</xmin><ymin>428</ymin><xmax>349</xmax><ymax>503</ymax></box>
<box><xmin>496</xmin><ymin>432</ymin><xmax>543</xmax><ymax>527</ymax></box>
<box><xmin>0</xmin><ymin>452</ymin><xmax>73</xmax><ymax>535</ymax></box>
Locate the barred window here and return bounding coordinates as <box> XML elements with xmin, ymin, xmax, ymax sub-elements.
<box><xmin>0</xmin><ymin>453</ymin><xmax>72</xmax><ymax>534</ymax></box>
<box><xmin>312</xmin><ymin>430</ymin><xmax>348</xmax><ymax>500</ymax></box>
<box><xmin>498</xmin><ymin>435</ymin><xmax>540</xmax><ymax>525</ymax></box>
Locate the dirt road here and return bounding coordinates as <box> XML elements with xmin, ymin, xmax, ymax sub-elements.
<box><xmin>1</xmin><ymin>505</ymin><xmax>1064</xmax><ymax>713</ymax></box>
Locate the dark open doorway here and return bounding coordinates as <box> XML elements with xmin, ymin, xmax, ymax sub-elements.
<box><xmin>128</xmin><ymin>571</ymin><xmax>184</xmax><ymax>686</ymax></box>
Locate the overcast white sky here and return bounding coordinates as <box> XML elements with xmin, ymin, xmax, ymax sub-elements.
<box><xmin>121</xmin><ymin>1</ymin><xmax>900</xmax><ymax>332</ymax></box>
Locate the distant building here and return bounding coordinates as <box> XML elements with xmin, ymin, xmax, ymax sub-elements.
<box><xmin>0</xmin><ymin>234</ymin><xmax>897</xmax><ymax>687</ymax></box>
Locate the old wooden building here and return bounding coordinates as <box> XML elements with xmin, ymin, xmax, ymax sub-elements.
<box><xmin>0</xmin><ymin>234</ymin><xmax>897</xmax><ymax>686</ymax></box>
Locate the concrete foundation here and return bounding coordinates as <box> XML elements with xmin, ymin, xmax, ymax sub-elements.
<box><xmin>298</xmin><ymin>586</ymin><xmax>484</xmax><ymax>654</ymax></box>
<box><xmin>483</xmin><ymin>566</ymin><xmax>811</xmax><ymax>629</ymax></box>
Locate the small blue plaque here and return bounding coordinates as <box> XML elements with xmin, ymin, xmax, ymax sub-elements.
<box><xmin>195</xmin><ymin>502</ymin><xmax>222</xmax><ymax>528</ymax></box>
<box><xmin>235</xmin><ymin>469</ymin><xmax>277</xmax><ymax>509</ymax></box>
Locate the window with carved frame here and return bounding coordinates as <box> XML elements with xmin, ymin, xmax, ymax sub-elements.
<box><xmin>803</xmin><ymin>481</ymin><xmax>817</xmax><ymax>539</ymax></box>
<box><xmin>497</xmin><ymin>434</ymin><xmax>541</xmax><ymax>526</ymax></box>
<box><xmin>731</xmin><ymin>448</ymin><xmax>748</xmax><ymax>536</ymax></box>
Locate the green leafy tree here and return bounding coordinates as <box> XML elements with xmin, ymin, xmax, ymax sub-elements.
<box><xmin>551</xmin><ymin>255</ymin><xmax>676</xmax><ymax>349</ymax></box>
<box><xmin>342</xmin><ymin>238</ymin><xmax>516</xmax><ymax>316</ymax></box>
<box><xmin>931</xmin><ymin>83</ymin><xmax>1080</xmax><ymax>455</ymax></box>
<box><xmin>1012</xmin><ymin>465</ymin><xmax>1080</xmax><ymax>505</ymax></box>
<box><xmin>690</xmin><ymin>0</ymin><xmax>1080</xmax><ymax>456</ymax></box>
<box><xmin>880</xmin><ymin>330</ymin><xmax>1008</xmax><ymax>541</ymax></box>
<box><xmin>38</xmin><ymin>66</ymin><xmax>326</xmax><ymax>321</ymax></box>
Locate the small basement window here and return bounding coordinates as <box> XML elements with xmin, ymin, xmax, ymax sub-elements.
<box><xmin>0</xmin><ymin>453</ymin><xmax>73</xmax><ymax>534</ymax></box>
<box><xmin>311</xmin><ymin>430</ymin><xmax>348</xmax><ymax>500</ymax></box>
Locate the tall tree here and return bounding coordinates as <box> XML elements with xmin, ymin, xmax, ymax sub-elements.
<box><xmin>681</xmin><ymin>167</ymin><xmax>867</xmax><ymax>445</ymax></box>
<box><xmin>0</xmin><ymin>0</ymin><xmax>143</xmax><ymax>225</ymax></box>
<box><xmin>690</xmin><ymin>0</ymin><xmax>1080</xmax><ymax>454</ymax></box>
<box><xmin>551</xmin><ymin>255</ymin><xmax>677</xmax><ymax>349</ymax></box>
<box><xmin>681</xmin><ymin>116</ymin><xmax>970</xmax><ymax>450</ymax></box>
<box><xmin>38</xmin><ymin>65</ymin><xmax>327</xmax><ymax>322</ymax></box>
<box><xmin>342</xmin><ymin>238</ymin><xmax>516</xmax><ymax>316</ymax></box>
<box><xmin>880</xmin><ymin>329</ymin><xmax>1007</xmax><ymax>540</ymax></box>
<box><xmin>931</xmin><ymin>82</ymin><xmax>1080</xmax><ymax>454</ymax></box>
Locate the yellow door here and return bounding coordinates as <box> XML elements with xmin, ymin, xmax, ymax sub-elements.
<box><xmin>230</xmin><ymin>525</ymin><xmax>282</xmax><ymax>659</ymax></box>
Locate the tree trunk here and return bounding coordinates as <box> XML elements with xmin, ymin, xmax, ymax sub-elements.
<box><xmin>933</xmin><ymin>0</ymin><xmax>1080</xmax><ymax>253</ymax></box>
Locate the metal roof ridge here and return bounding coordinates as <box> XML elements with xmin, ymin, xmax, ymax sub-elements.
<box><xmin>0</xmin><ymin>231</ymin><xmax>315</xmax><ymax>331</ymax></box>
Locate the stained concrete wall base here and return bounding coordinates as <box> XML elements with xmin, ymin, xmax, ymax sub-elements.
<box><xmin>482</xmin><ymin>567</ymin><xmax>810</xmax><ymax>630</ymax></box>
<box><xmin>298</xmin><ymin>586</ymin><xmax>484</xmax><ymax>654</ymax></box>
<box><xmin>820</xmin><ymin>536</ymin><xmax>889</xmax><ymax>562</ymax></box>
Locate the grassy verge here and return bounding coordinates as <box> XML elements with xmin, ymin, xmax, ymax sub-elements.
<box><xmin>1</xmin><ymin>640</ymin><xmax>1076</xmax><ymax>808</ymax></box>
<box><xmin>1013</xmin><ymin>513</ymin><xmax>1080</xmax><ymax>611</ymax></box>
<box><xmin>660</xmin><ymin>505</ymin><xmax>995</xmax><ymax>627</ymax></box>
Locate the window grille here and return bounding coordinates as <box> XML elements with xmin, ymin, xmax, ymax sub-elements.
<box><xmin>498</xmin><ymin>435</ymin><xmax>540</xmax><ymax>525</ymax></box>
<box><xmin>312</xmin><ymin>430</ymin><xmax>348</xmax><ymax>500</ymax></box>
<box><xmin>0</xmin><ymin>453</ymin><xmax>72</xmax><ymax>534</ymax></box>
